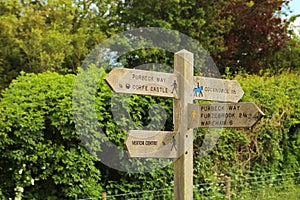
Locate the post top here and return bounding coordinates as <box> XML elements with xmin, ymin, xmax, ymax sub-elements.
<box><xmin>175</xmin><ymin>49</ymin><xmax>193</xmax><ymax>61</ymax></box>
<box><xmin>175</xmin><ymin>49</ymin><xmax>192</xmax><ymax>55</ymax></box>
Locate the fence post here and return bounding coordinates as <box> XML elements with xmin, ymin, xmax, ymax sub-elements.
<box><xmin>225</xmin><ymin>176</ymin><xmax>231</xmax><ymax>199</ymax></box>
<box><xmin>102</xmin><ymin>191</ymin><xmax>107</xmax><ymax>200</ymax></box>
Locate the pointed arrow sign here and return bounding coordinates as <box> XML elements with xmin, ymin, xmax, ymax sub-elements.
<box><xmin>193</xmin><ymin>76</ymin><xmax>244</xmax><ymax>102</ymax></box>
<box><xmin>105</xmin><ymin>68</ymin><xmax>245</xmax><ymax>102</ymax></box>
<box><xmin>188</xmin><ymin>102</ymin><xmax>264</xmax><ymax>128</ymax></box>
<box><xmin>125</xmin><ymin>130</ymin><xmax>180</xmax><ymax>158</ymax></box>
<box><xmin>105</xmin><ymin>67</ymin><xmax>179</xmax><ymax>98</ymax></box>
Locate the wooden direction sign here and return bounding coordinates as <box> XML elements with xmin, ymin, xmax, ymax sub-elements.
<box><xmin>105</xmin><ymin>67</ymin><xmax>179</xmax><ymax>98</ymax></box>
<box><xmin>193</xmin><ymin>76</ymin><xmax>244</xmax><ymax>102</ymax></box>
<box><xmin>105</xmin><ymin>67</ymin><xmax>244</xmax><ymax>102</ymax></box>
<box><xmin>125</xmin><ymin>130</ymin><xmax>179</xmax><ymax>158</ymax></box>
<box><xmin>188</xmin><ymin>102</ymin><xmax>264</xmax><ymax>128</ymax></box>
<box><xmin>105</xmin><ymin>50</ymin><xmax>264</xmax><ymax>200</ymax></box>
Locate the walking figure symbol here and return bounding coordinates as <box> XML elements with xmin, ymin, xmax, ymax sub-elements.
<box><xmin>171</xmin><ymin>80</ymin><xmax>177</xmax><ymax>94</ymax></box>
<box><xmin>193</xmin><ymin>82</ymin><xmax>203</xmax><ymax>97</ymax></box>
<box><xmin>171</xmin><ymin>136</ymin><xmax>177</xmax><ymax>151</ymax></box>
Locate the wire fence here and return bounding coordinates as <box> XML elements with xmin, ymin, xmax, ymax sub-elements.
<box><xmin>193</xmin><ymin>171</ymin><xmax>300</xmax><ymax>200</ymax></box>
<box><xmin>79</xmin><ymin>171</ymin><xmax>300</xmax><ymax>200</ymax></box>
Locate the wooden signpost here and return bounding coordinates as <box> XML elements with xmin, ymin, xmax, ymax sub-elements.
<box><xmin>188</xmin><ymin>102</ymin><xmax>264</xmax><ymax>128</ymax></box>
<box><xmin>173</xmin><ymin>50</ymin><xmax>194</xmax><ymax>200</ymax></box>
<box><xmin>105</xmin><ymin>67</ymin><xmax>179</xmax><ymax>98</ymax></box>
<box><xmin>193</xmin><ymin>76</ymin><xmax>244</xmax><ymax>102</ymax></box>
<box><xmin>105</xmin><ymin>50</ymin><xmax>264</xmax><ymax>200</ymax></box>
<box><xmin>105</xmin><ymin>67</ymin><xmax>244</xmax><ymax>102</ymax></box>
<box><xmin>125</xmin><ymin>130</ymin><xmax>179</xmax><ymax>158</ymax></box>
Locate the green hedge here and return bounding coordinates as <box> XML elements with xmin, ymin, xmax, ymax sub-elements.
<box><xmin>0</xmin><ymin>69</ymin><xmax>299</xmax><ymax>199</ymax></box>
<box><xmin>237</xmin><ymin>70</ymin><xmax>300</xmax><ymax>173</ymax></box>
<box><xmin>0</xmin><ymin>72</ymin><xmax>102</xmax><ymax>199</ymax></box>
<box><xmin>193</xmin><ymin>70</ymin><xmax>300</xmax><ymax>198</ymax></box>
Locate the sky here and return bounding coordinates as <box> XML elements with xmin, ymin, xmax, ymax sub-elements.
<box><xmin>288</xmin><ymin>0</ymin><xmax>300</xmax><ymax>35</ymax></box>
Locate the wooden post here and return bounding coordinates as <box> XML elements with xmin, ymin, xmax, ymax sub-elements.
<box><xmin>173</xmin><ymin>50</ymin><xmax>194</xmax><ymax>200</ymax></box>
<box><xmin>102</xmin><ymin>191</ymin><xmax>107</xmax><ymax>200</ymax></box>
<box><xmin>225</xmin><ymin>176</ymin><xmax>231</xmax><ymax>199</ymax></box>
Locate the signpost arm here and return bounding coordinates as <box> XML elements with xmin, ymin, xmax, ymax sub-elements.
<box><xmin>174</xmin><ymin>50</ymin><xmax>194</xmax><ymax>200</ymax></box>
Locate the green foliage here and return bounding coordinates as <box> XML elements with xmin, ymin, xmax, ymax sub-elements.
<box><xmin>0</xmin><ymin>0</ymin><xmax>296</xmax><ymax>91</ymax></box>
<box><xmin>114</xmin><ymin>0</ymin><xmax>292</xmax><ymax>73</ymax></box>
<box><xmin>0</xmin><ymin>72</ymin><xmax>102</xmax><ymax>199</ymax></box>
<box><xmin>0</xmin><ymin>0</ymin><xmax>113</xmax><ymax>90</ymax></box>
<box><xmin>113</xmin><ymin>0</ymin><xmax>231</xmax><ymax>68</ymax></box>
<box><xmin>0</xmin><ymin>66</ymin><xmax>299</xmax><ymax>198</ymax></box>
<box><xmin>74</xmin><ymin>65</ymin><xmax>175</xmax><ymax>195</ymax></box>
<box><xmin>236</xmin><ymin>71</ymin><xmax>300</xmax><ymax>172</ymax></box>
<box><xmin>193</xmin><ymin>70</ymin><xmax>300</xmax><ymax>198</ymax></box>
<box><xmin>0</xmin><ymin>0</ymin><xmax>299</xmax><ymax>198</ymax></box>
<box><xmin>268</xmin><ymin>35</ymin><xmax>300</xmax><ymax>72</ymax></box>
<box><xmin>237</xmin><ymin>185</ymin><xmax>300</xmax><ymax>200</ymax></box>
<box><xmin>0</xmin><ymin>67</ymin><xmax>176</xmax><ymax>198</ymax></box>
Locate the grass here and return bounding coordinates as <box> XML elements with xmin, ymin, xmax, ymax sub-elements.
<box><xmin>233</xmin><ymin>184</ymin><xmax>300</xmax><ymax>200</ymax></box>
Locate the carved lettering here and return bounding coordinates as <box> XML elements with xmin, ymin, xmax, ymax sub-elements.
<box><xmin>132</xmin><ymin>141</ymin><xmax>144</xmax><ymax>145</ymax></box>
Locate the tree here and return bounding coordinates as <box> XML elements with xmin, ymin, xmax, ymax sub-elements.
<box><xmin>98</xmin><ymin>0</ymin><xmax>233</xmax><ymax>81</ymax></box>
<box><xmin>114</xmin><ymin>0</ymin><xmax>231</xmax><ymax>56</ymax></box>
<box><xmin>113</xmin><ymin>0</ymin><xmax>291</xmax><ymax>73</ymax></box>
<box><xmin>216</xmin><ymin>0</ymin><xmax>290</xmax><ymax>72</ymax></box>
<box><xmin>267</xmin><ymin>13</ymin><xmax>300</xmax><ymax>73</ymax></box>
<box><xmin>268</xmin><ymin>35</ymin><xmax>300</xmax><ymax>72</ymax></box>
<box><xmin>0</xmin><ymin>0</ymin><xmax>115</xmax><ymax>91</ymax></box>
